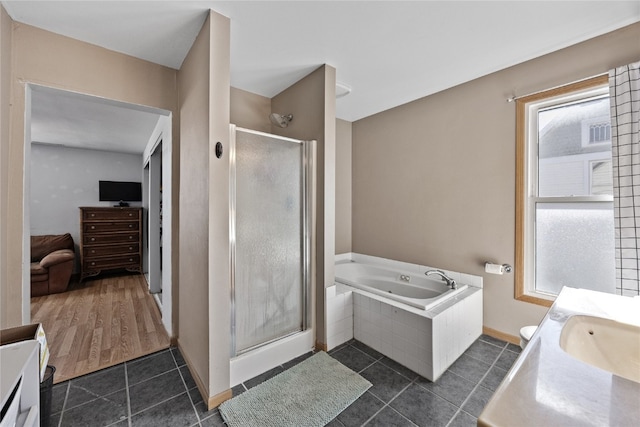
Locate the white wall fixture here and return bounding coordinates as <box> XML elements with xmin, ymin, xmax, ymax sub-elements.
<box><xmin>336</xmin><ymin>82</ymin><xmax>352</xmax><ymax>99</ymax></box>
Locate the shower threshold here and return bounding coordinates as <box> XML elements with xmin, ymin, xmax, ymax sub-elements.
<box><xmin>230</xmin><ymin>329</ymin><xmax>314</xmax><ymax>387</ymax></box>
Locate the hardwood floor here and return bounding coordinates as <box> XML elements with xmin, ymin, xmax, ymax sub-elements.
<box><xmin>31</xmin><ymin>273</ymin><xmax>170</xmax><ymax>384</ymax></box>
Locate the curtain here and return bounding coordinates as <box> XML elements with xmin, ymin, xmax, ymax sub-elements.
<box><xmin>609</xmin><ymin>60</ymin><xmax>640</xmax><ymax>296</ymax></box>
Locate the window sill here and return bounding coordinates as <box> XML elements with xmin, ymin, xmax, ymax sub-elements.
<box><xmin>515</xmin><ymin>291</ymin><xmax>554</xmax><ymax>308</ymax></box>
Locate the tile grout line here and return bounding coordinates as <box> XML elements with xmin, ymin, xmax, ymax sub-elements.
<box><xmin>56</xmin><ymin>381</ymin><xmax>70</xmax><ymax>427</ymax></box>
<box><xmin>376</xmin><ymin>359</ymin><xmax>420</xmax><ymax>383</ymax></box>
<box><xmin>175</xmin><ymin>350</ymin><xmax>205</xmax><ymax>425</ymax></box>
<box><xmin>127</xmin><ymin>365</ymin><xmax>181</xmax><ymax>388</ymax></box>
<box><xmin>408</xmin><ymin>375</ymin><xmax>467</xmax><ymax>424</ymax></box>
<box><xmin>360</xmin><ymin>381</ymin><xmax>419</xmax><ymax>427</ymax></box>
<box><xmin>358</xmin><ymin>389</ymin><xmax>391</xmax><ymax>425</ymax></box>
<box><xmin>330</xmin><ymin>344</ymin><xmax>400</xmax><ymax>426</ymax></box>
<box><xmin>58</xmin><ymin>385</ymin><xmax>130</xmax><ymax>413</ymax></box>
<box><xmin>444</xmin><ymin>343</ymin><xmax>509</xmax><ymax>426</ymax></box>
<box><xmin>126</xmin><ymin>351</ymin><xmax>189</xmax><ymax>419</ymax></box>
<box><xmin>336</xmin><ymin>341</ymin><xmax>456</xmax><ymax>426</ymax></box>
<box><xmin>341</xmin><ymin>343</ymin><xmax>385</xmax><ymax>374</ymax></box>
<box><xmin>129</xmin><ymin>390</ymin><xmax>191</xmax><ymax>418</ymax></box>
<box><xmin>124</xmin><ymin>362</ymin><xmax>133</xmax><ymax>427</ymax></box>
<box><xmin>384</xmin><ymin>337</ymin><xmax>513</xmax><ymax>426</ymax></box>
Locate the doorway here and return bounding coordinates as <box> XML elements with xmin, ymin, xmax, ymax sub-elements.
<box><xmin>25</xmin><ymin>84</ymin><xmax>174</xmax><ymax>381</ymax></box>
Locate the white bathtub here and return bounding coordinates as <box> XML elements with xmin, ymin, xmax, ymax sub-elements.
<box><xmin>334</xmin><ymin>261</ymin><xmax>467</xmax><ymax>310</ymax></box>
<box><xmin>330</xmin><ymin>254</ymin><xmax>483</xmax><ymax>381</ymax></box>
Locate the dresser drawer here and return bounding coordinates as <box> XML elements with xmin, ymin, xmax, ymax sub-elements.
<box><xmin>84</xmin><ymin>243</ymin><xmax>139</xmax><ymax>258</ymax></box>
<box><xmin>83</xmin><ymin>209</ymin><xmax>139</xmax><ymax>221</ymax></box>
<box><xmin>84</xmin><ymin>221</ymin><xmax>139</xmax><ymax>233</ymax></box>
<box><xmin>83</xmin><ymin>232</ymin><xmax>139</xmax><ymax>245</ymax></box>
<box><xmin>84</xmin><ymin>254</ymin><xmax>140</xmax><ymax>270</ymax></box>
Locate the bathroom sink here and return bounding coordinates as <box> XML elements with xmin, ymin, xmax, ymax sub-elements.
<box><xmin>559</xmin><ymin>315</ymin><xmax>640</xmax><ymax>383</ymax></box>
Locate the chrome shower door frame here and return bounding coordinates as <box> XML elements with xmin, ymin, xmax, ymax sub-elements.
<box><xmin>229</xmin><ymin>125</ymin><xmax>315</xmax><ymax>357</ymax></box>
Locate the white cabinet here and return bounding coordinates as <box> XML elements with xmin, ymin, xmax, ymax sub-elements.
<box><xmin>0</xmin><ymin>341</ymin><xmax>40</xmax><ymax>427</ymax></box>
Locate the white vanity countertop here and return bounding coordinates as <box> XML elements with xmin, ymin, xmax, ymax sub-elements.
<box><xmin>478</xmin><ymin>287</ymin><xmax>640</xmax><ymax>427</ymax></box>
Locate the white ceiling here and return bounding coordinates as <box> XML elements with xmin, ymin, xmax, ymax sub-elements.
<box><xmin>4</xmin><ymin>1</ymin><xmax>640</xmax><ymax>152</ymax></box>
<box><xmin>30</xmin><ymin>86</ymin><xmax>165</xmax><ymax>154</ymax></box>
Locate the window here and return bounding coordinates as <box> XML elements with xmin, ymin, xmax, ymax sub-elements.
<box><xmin>516</xmin><ymin>76</ymin><xmax>616</xmax><ymax>306</ymax></box>
<box><xmin>589</xmin><ymin>122</ymin><xmax>611</xmax><ymax>144</ymax></box>
<box><xmin>581</xmin><ymin>115</ymin><xmax>612</xmax><ymax>147</ymax></box>
<box><xmin>589</xmin><ymin>160</ymin><xmax>612</xmax><ymax>195</ymax></box>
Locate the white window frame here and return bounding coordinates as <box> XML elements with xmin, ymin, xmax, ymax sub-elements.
<box><xmin>516</xmin><ymin>76</ymin><xmax>612</xmax><ymax>306</ymax></box>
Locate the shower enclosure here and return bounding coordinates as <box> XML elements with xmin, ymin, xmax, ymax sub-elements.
<box><xmin>230</xmin><ymin>126</ymin><xmax>315</xmax><ymax>361</ymax></box>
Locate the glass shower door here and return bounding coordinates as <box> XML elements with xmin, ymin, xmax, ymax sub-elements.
<box><xmin>232</xmin><ymin>128</ymin><xmax>308</xmax><ymax>354</ymax></box>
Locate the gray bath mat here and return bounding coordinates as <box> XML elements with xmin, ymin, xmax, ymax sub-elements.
<box><xmin>219</xmin><ymin>351</ymin><xmax>371</xmax><ymax>427</ymax></box>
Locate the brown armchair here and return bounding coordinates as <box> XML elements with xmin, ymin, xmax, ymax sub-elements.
<box><xmin>31</xmin><ymin>233</ymin><xmax>76</xmax><ymax>297</ymax></box>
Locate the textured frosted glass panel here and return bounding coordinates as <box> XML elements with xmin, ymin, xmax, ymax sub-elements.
<box><xmin>536</xmin><ymin>203</ymin><xmax>615</xmax><ymax>295</ymax></box>
<box><xmin>538</xmin><ymin>97</ymin><xmax>612</xmax><ymax>197</ymax></box>
<box><xmin>235</xmin><ymin>131</ymin><xmax>303</xmax><ymax>353</ymax></box>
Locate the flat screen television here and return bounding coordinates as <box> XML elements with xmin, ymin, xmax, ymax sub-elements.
<box><xmin>99</xmin><ymin>180</ymin><xmax>142</xmax><ymax>202</ymax></box>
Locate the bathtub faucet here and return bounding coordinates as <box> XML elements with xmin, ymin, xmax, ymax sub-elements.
<box><xmin>425</xmin><ymin>270</ymin><xmax>457</xmax><ymax>290</ymax></box>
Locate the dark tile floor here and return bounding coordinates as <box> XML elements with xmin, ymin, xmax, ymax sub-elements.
<box><xmin>49</xmin><ymin>335</ymin><xmax>519</xmax><ymax>427</ymax></box>
<box><xmin>326</xmin><ymin>335</ymin><xmax>521</xmax><ymax>427</ymax></box>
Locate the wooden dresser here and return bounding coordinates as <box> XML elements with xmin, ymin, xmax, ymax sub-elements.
<box><xmin>79</xmin><ymin>207</ymin><xmax>142</xmax><ymax>281</ymax></box>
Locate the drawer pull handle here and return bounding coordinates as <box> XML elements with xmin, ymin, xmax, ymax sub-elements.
<box><xmin>129</xmin><ymin>247</ymin><xmax>133</xmax><ymax>250</ymax></box>
<box><xmin>129</xmin><ymin>258</ymin><xmax>133</xmax><ymax>262</ymax></box>
<box><xmin>129</xmin><ymin>225</ymin><xmax>133</xmax><ymax>228</ymax></box>
<box><xmin>91</xmin><ymin>226</ymin><xmax>95</xmax><ymax>229</ymax></box>
<box><xmin>91</xmin><ymin>250</ymin><xmax>95</xmax><ymax>254</ymax></box>
<box><xmin>91</xmin><ymin>262</ymin><xmax>95</xmax><ymax>266</ymax></box>
<box><xmin>91</xmin><ymin>238</ymin><xmax>95</xmax><ymax>241</ymax></box>
<box><xmin>129</xmin><ymin>213</ymin><xmax>133</xmax><ymax>217</ymax></box>
<box><xmin>90</xmin><ymin>213</ymin><xmax>95</xmax><ymax>217</ymax></box>
<box><xmin>129</xmin><ymin>236</ymin><xmax>133</xmax><ymax>240</ymax></box>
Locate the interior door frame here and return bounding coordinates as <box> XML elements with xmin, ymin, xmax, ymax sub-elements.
<box><xmin>143</xmin><ymin>138</ymin><xmax>162</xmax><ymax>295</ymax></box>
<box><xmin>23</xmin><ymin>83</ymin><xmax>174</xmax><ymax>336</ymax></box>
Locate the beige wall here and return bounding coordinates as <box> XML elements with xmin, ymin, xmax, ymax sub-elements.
<box><xmin>272</xmin><ymin>64</ymin><xmax>336</xmax><ymax>347</ymax></box>
<box><xmin>352</xmin><ymin>22</ymin><xmax>640</xmax><ymax>338</ymax></box>
<box><xmin>230</xmin><ymin>86</ymin><xmax>270</xmax><ymax>132</ymax></box>
<box><xmin>231</xmin><ymin>71</ymin><xmax>342</xmax><ymax>343</ymax></box>
<box><xmin>206</xmin><ymin>10</ymin><xmax>231</xmax><ymax>405</ymax></box>
<box><xmin>335</xmin><ymin>119</ymin><xmax>352</xmax><ymax>254</ymax></box>
<box><xmin>0</xmin><ymin>5</ymin><xmax>12</xmax><ymax>327</ymax></box>
<box><xmin>2</xmin><ymin>20</ymin><xmax>179</xmax><ymax>329</ymax></box>
<box><xmin>178</xmin><ymin>13</ymin><xmax>211</xmax><ymax>400</ymax></box>
<box><xmin>178</xmin><ymin>10</ymin><xmax>231</xmax><ymax>407</ymax></box>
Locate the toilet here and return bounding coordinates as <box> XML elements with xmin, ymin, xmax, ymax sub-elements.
<box><xmin>519</xmin><ymin>325</ymin><xmax>538</xmax><ymax>349</ymax></box>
